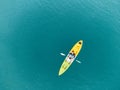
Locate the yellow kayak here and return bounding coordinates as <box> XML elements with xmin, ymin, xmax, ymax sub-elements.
<box><xmin>58</xmin><ymin>40</ymin><xmax>83</xmax><ymax>76</ymax></box>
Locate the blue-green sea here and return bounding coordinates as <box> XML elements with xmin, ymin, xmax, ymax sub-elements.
<box><xmin>0</xmin><ymin>0</ymin><xmax>120</xmax><ymax>90</ymax></box>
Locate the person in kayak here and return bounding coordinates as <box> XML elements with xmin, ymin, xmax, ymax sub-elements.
<box><xmin>66</xmin><ymin>52</ymin><xmax>75</xmax><ymax>63</ymax></box>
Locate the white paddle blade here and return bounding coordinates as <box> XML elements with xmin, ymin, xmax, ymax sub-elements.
<box><xmin>60</xmin><ymin>53</ymin><xmax>66</xmax><ymax>56</ymax></box>
<box><xmin>76</xmin><ymin>60</ymin><xmax>81</xmax><ymax>64</ymax></box>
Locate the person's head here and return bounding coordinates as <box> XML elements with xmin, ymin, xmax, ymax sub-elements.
<box><xmin>73</xmin><ymin>53</ymin><xmax>75</xmax><ymax>56</ymax></box>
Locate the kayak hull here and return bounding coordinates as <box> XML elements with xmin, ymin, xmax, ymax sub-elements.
<box><xmin>58</xmin><ymin>40</ymin><xmax>83</xmax><ymax>76</ymax></box>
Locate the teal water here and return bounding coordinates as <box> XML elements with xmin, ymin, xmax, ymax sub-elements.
<box><xmin>0</xmin><ymin>0</ymin><xmax>120</xmax><ymax>90</ymax></box>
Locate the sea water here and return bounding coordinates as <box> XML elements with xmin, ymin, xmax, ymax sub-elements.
<box><xmin>0</xmin><ymin>0</ymin><xmax>120</xmax><ymax>90</ymax></box>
